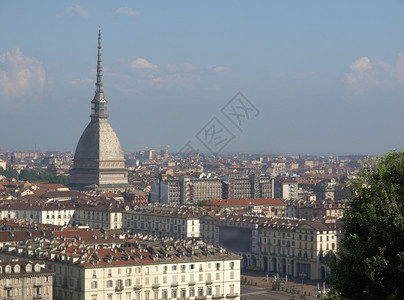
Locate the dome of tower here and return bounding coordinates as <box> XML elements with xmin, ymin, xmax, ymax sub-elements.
<box><xmin>73</xmin><ymin>119</ymin><xmax>125</xmax><ymax>162</ymax></box>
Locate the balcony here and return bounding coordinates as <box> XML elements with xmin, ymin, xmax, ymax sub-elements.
<box><xmin>188</xmin><ymin>281</ymin><xmax>196</xmax><ymax>286</ymax></box>
<box><xmin>133</xmin><ymin>285</ymin><xmax>142</xmax><ymax>290</ymax></box>
<box><xmin>33</xmin><ymin>296</ymin><xmax>43</xmax><ymax>300</ymax></box>
<box><xmin>152</xmin><ymin>283</ymin><xmax>161</xmax><ymax>289</ymax></box>
<box><xmin>170</xmin><ymin>282</ymin><xmax>178</xmax><ymax>287</ymax></box>
<box><xmin>226</xmin><ymin>293</ymin><xmax>239</xmax><ymax>298</ymax></box>
<box><xmin>212</xmin><ymin>295</ymin><xmax>224</xmax><ymax>299</ymax></box>
<box><xmin>195</xmin><ymin>296</ymin><xmax>207</xmax><ymax>300</ymax></box>
<box><xmin>205</xmin><ymin>279</ymin><xmax>213</xmax><ymax>285</ymax></box>
<box><xmin>115</xmin><ymin>285</ymin><xmax>124</xmax><ymax>292</ymax></box>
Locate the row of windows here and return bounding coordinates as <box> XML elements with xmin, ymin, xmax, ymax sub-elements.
<box><xmin>92</xmin><ymin>271</ymin><xmax>236</xmax><ymax>290</ymax></box>
<box><xmin>92</xmin><ymin>285</ymin><xmax>234</xmax><ymax>300</ymax></box>
<box><xmin>93</xmin><ymin>263</ymin><xmax>233</xmax><ymax>280</ymax></box>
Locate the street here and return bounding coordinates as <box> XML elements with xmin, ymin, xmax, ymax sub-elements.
<box><xmin>241</xmin><ymin>286</ymin><xmax>303</xmax><ymax>300</ymax></box>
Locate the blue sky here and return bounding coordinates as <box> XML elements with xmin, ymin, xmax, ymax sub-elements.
<box><xmin>1</xmin><ymin>1</ymin><xmax>404</xmax><ymax>155</ymax></box>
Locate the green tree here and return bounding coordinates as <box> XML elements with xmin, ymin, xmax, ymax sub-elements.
<box><xmin>0</xmin><ymin>167</ymin><xmax>19</xmax><ymax>179</ymax></box>
<box><xmin>327</xmin><ymin>151</ymin><xmax>404</xmax><ymax>299</ymax></box>
<box><xmin>195</xmin><ymin>200</ymin><xmax>215</xmax><ymax>207</ymax></box>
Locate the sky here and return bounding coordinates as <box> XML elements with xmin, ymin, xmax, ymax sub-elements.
<box><xmin>1</xmin><ymin>1</ymin><xmax>404</xmax><ymax>155</ymax></box>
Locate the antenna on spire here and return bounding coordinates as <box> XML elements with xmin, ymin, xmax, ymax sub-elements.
<box><xmin>96</xmin><ymin>27</ymin><xmax>103</xmax><ymax>94</ymax></box>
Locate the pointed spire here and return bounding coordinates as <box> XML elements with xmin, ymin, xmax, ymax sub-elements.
<box><xmin>91</xmin><ymin>27</ymin><xmax>108</xmax><ymax>120</ymax></box>
<box><xmin>96</xmin><ymin>27</ymin><xmax>104</xmax><ymax>94</ymax></box>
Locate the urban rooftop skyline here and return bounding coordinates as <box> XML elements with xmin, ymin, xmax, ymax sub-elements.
<box><xmin>1</xmin><ymin>1</ymin><xmax>404</xmax><ymax>155</ymax></box>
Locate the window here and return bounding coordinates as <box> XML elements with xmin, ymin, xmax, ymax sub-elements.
<box><xmin>145</xmin><ymin>267</ymin><xmax>149</xmax><ymax>274</ymax></box>
<box><xmin>116</xmin><ymin>280</ymin><xmax>123</xmax><ymax>289</ymax></box>
<box><xmin>215</xmin><ymin>263</ymin><xmax>220</xmax><ymax>270</ymax></box>
<box><xmin>126</xmin><ymin>292</ymin><xmax>131</xmax><ymax>300</ymax></box>
<box><xmin>198</xmin><ymin>287</ymin><xmax>204</xmax><ymax>296</ymax></box>
<box><xmin>230</xmin><ymin>271</ymin><xmax>234</xmax><ymax>279</ymax></box>
<box><xmin>181</xmin><ymin>289</ymin><xmax>186</xmax><ymax>298</ymax></box>
<box><xmin>162</xmin><ymin>290</ymin><xmax>168</xmax><ymax>299</ymax></box>
<box><xmin>230</xmin><ymin>284</ymin><xmax>235</xmax><ymax>295</ymax></box>
<box><xmin>207</xmin><ymin>286</ymin><xmax>212</xmax><ymax>296</ymax></box>
<box><xmin>189</xmin><ymin>288</ymin><xmax>195</xmax><ymax>297</ymax></box>
<box><xmin>216</xmin><ymin>272</ymin><xmax>220</xmax><ymax>280</ymax></box>
<box><xmin>93</xmin><ymin>270</ymin><xmax>97</xmax><ymax>278</ymax></box>
<box><xmin>230</xmin><ymin>262</ymin><xmax>235</xmax><ymax>269</ymax></box>
<box><xmin>108</xmin><ymin>270</ymin><xmax>112</xmax><ymax>277</ymax></box>
<box><xmin>107</xmin><ymin>280</ymin><xmax>113</xmax><ymax>288</ymax></box>
<box><xmin>172</xmin><ymin>265</ymin><xmax>177</xmax><ymax>271</ymax></box>
<box><xmin>190</xmin><ymin>264</ymin><xmax>194</xmax><ymax>270</ymax></box>
<box><xmin>107</xmin><ymin>294</ymin><xmax>112</xmax><ymax>300</ymax></box>
<box><xmin>91</xmin><ymin>281</ymin><xmax>98</xmax><ymax>289</ymax></box>
<box><xmin>126</xmin><ymin>268</ymin><xmax>132</xmax><ymax>275</ymax></box>
<box><xmin>154</xmin><ymin>291</ymin><xmax>158</xmax><ymax>299</ymax></box>
<box><xmin>171</xmin><ymin>289</ymin><xmax>177</xmax><ymax>298</ymax></box>
<box><xmin>125</xmin><ymin>279</ymin><xmax>132</xmax><ymax>286</ymax></box>
<box><xmin>145</xmin><ymin>291</ymin><xmax>150</xmax><ymax>300</ymax></box>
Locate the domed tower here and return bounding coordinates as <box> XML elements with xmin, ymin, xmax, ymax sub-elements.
<box><xmin>70</xmin><ymin>29</ymin><xmax>128</xmax><ymax>190</ymax></box>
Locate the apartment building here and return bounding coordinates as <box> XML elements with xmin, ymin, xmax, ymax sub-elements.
<box><xmin>0</xmin><ymin>201</ymin><xmax>77</xmax><ymax>226</ymax></box>
<box><xmin>259</xmin><ymin>219</ymin><xmax>342</xmax><ymax>280</ymax></box>
<box><xmin>75</xmin><ymin>202</ymin><xmax>124</xmax><ymax>229</ymax></box>
<box><xmin>222</xmin><ymin>174</ymin><xmax>272</xmax><ymax>199</ymax></box>
<box><xmin>0</xmin><ymin>237</ymin><xmax>241</xmax><ymax>300</ymax></box>
<box><xmin>150</xmin><ymin>177</ymin><xmax>181</xmax><ymax>205</ymax></box>
<box><xmin>122</xmin><ymin>206</ymin><xmax>202</xmax><ymax>239</ymax></box>
<box><xmin>0</xmin><ymin>260</ymin><xmax>54</xmax><ymax>300</ymax></box>
<box><xmin>151</xmin><ymin>174</ymin><xmax>272</xmax><ymax>204</ymax></box>
<box><xmin>272</xmin><ymin>178</ymin><xmax>299</xmax><ymax>200</ymax></box>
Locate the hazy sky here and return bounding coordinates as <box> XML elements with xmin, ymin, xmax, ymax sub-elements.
<box><xmin>1</xmin><ymin>1</ymin><xmax>404</xmax><ymax>155</ymax></box>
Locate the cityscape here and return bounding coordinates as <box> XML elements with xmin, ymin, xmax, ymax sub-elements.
<box><xmin>1</xmin><ymin>2</ymin><xmax>404</xmax><ymax>300</ymax></box>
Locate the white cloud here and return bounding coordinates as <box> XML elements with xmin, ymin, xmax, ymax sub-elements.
<box><xmin>344</xmin><ymin>54</ymin><xmax>404</xmax><ymax>96</ymax></box>
<box><xmin>130</xmin><ymin>58</ymin><xmax>158</xmax><ymax>70</ymax></box>
<box><xmin>116</xmin><ymin>7</ymin><xmax>142</xmax><ymax>17</ymax></box>
<box><xmin>0</xmin><ymin>47</ymin><xmax>46</xmax><ymax>103</ymax></box>
<box><xmin>350</xmin><ymin>57</ymin><xmax>372</xmax><ymax>74</ymax></box>
<box><xmin>207</xmin><ymin>65</ymin><xmax>230</xmax><ymax>72</ymax></box>
<box><xmin>64</xmin><ymin>5</ymin><xmax>88</xmax><ymax>18</ymax></box>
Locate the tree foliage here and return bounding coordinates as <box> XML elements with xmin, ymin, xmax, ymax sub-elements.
<box><xmin>327</xmin><ymin>151</ymin><xmax>404</xmax><ymax>299</ymax></box>
<box><xmin>195</xmin><ymin>200</ymin><xmax>215</xmax><ymax>207</ymax></box>
<box><xmin>0</xmin><ymin>167</ymin><xmax>69</xmax><ymax>185</ymax></box>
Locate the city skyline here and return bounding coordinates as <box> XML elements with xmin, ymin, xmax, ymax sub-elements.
<box><xmin>1</xmin><ymin>1</ymin><xmax>404</xmax><ymax>155</ymax></box>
